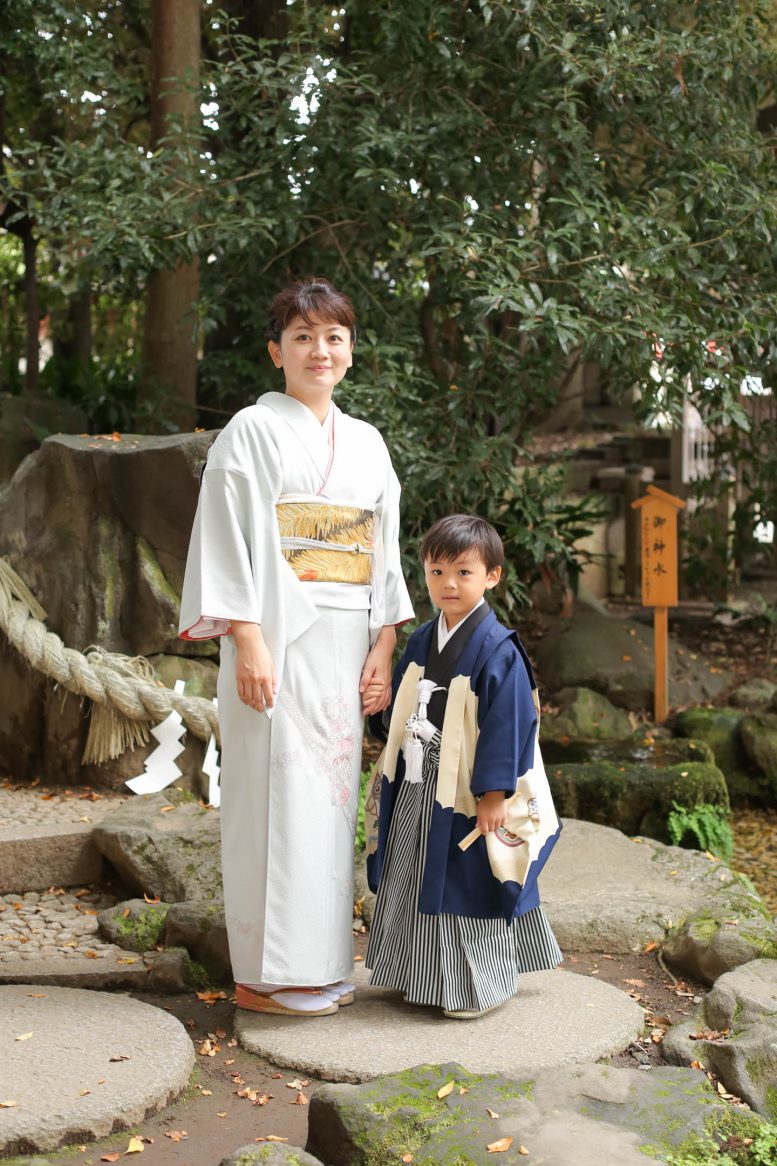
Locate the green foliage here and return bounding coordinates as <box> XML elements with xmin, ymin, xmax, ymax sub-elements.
<box><xmin>354</xmin><ymin>767</ymin><xmax>372</xmax><ymax>853</ymax></box>
<box><xmin>667</xmin><ymin>799</ymin><xmax>734</xmax><ymax>863</ymax></box>
<box><xmin>3</xmin><ymin>0</ymin><xmax>777</xmax><ymax>593</ymax></box>
<box><xmin>664</xmin><ymin>1119</ymin><xmax>777</xmax><ymax>1164</ymax></box>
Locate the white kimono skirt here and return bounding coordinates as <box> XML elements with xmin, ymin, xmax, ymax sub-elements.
<box><xmin>179</xmin><ymin>391</ymin><xmax>413</xmax><ymax>985</ymax></box>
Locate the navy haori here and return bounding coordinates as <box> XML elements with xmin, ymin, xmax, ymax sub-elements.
<box><xmin>366</xmin><ymin>607</ymin><xmax>561</xmax><ymax>922</ymax></box>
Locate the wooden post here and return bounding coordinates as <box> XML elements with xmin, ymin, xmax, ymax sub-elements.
<box><xmin>654</xmin><ymin>605</ymin><xmax>669</xmax><ymax>724</ymax></box>
<box><xmin>631</xmin><ymin>485</ymin><xmax>685</xmax><ymax>724</ymax></box>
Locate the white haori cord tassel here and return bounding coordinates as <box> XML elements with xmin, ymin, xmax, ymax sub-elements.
<box><xmin>403</xmin><ymin>677</ymin><xmax>444</xmax><ymax>784</ymax></box>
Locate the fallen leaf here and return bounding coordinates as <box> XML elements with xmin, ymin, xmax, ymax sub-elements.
<box><xmin>110</xmin><ymin>1055</ymin><xmax>131</xmax><ymax>1063</ymax></box>
<box><xmin>196</xmin><ymin>989</ymin><xmax>226</xmax><ymax>1005</ymax></box>
<box><xmin>201</xmin><ymin>1089</ymin><xmax>213</xmax><ymax>1097</ymax></box>
<box><xmin>0</xmin><ymin>1101</ymin><xmax>18</xmax><ymax>1108</ymax></box>
<box><xmin>27</xmin><ymin>993</ymin><xmax>46</xmax><ymax>998</ymax></box>
<box><xmin>227</xmin><ymin>1038</ymin><xmax>238</xmax><ymax>1047</ymax></box>
<box><xmin>266</xmin><ymin>1136</ymin><xmax>288</xmax><ymax>1143</ymax></box>
<box><xmin>217</xmin><ymin>1111</ymin><xmax>227</xmax><ymax>1118</ymax></box>
<box><xmin>101</xmin><ymin>1155</ymin><xmax>121</xmax><ymax>1163</ymax></box>
<box><xmin>86</xmin><ymin>950</ymin><xmax>99</xmax><ymax>959</ymax></box>
<box><xmin>437</xmin><ymin>1081</ymin><xmax>455</xmax><ymax>1099</ymax></box>
<box><xmin>402</xmin><ymin>1155</ymin><xmax>413</xmax><ymax>1164</ymax></box>
<box><xmin>15</xmin><ymin>1032</ymin><xmax>33</xmax><ymax>1041</ymax></box>
<box><xmin>215</xmin><ymin>1028</ymin><xmax>227</xmax><ymax>1039</ymax></box>
<box><xmin>690</xmin><ymin>1060</ymin><xmax>706</xmax><ymax>1071</ymax></box>
<box><xmin>253</xmin><ymin>1092</ymin><xmax>272</xmax><ymax>1106</ymax></box>
<box><xmin>164</xmin><ymin>1131</ymin><xmax>187</xmax><ymax>1142</ymax></box>
<box><xmin>122</xmin><ymin>909</ymin><xmax>131</xmax><ymax>919</ymax></box>
<box><xmin>622</xmin><ymin>654</ymin><xmax>632</xmax><ymax>661</ymax></box>
<box><xmin>292</xmin><ymin>1091</ymin><xmax>309</xmax><ymax>1106</ymax></box>
<box><xmin>143</xmin><ymin>894</ymin><xmax>160</xmax><ymax>905</ymax></box>
<box><xmin>271</xmin><ymin>1072</ymin><xmax>283</xmax><ymax>1079</ymax></box>
<box><xmin>286</xmin><ymin>1078</ymin><xmax>306</xmax><ymax>1090</ymax></box>
<box><xmin>160</xmin><ymin>806</ymin><xmax>175</xmax><ymax>813</ymax></box>
<box><xmin>643</xmin><ymin>941</ymin><xmax>658</xmax><ymax>954</ymax></box>
<box><xmin>519</xmin><ymin>1148</ymin><xmax>530</xmax><ymax>1157</ymax></box>
<box><xmin>98</xmin><ymin>1078</ymin><xmax>106</xmax><ymax>1085</ymax></box>
<box><xmin>624</xmin><ymin>978</ymin><xmax>646</xmax><ymax>988</ymax></box>
<box><xmin>459</xmin><ymin>1086</ymin><xmax>470</xmax><ymax>1095</ymax></box>
<box><xmin>80</xmin><ymin>1089</ymin><xmax>91</xmax><ymax>1096</ymax></box>
<box><xmin>486</xmin><ymin>1107</ymin><xmax>499</xmax><ymax>1119</ymax></box>
<box><xmin>225</xmin><ymin>1058</ymin><xmax>236</xmax><ymax>1066</ymax></box>
<box><xmin>125</xmin><ymin>1136</ymin><xmax>144</xmax><ymax>1154</ymax></box>
<box><xmin>487</xmin><ymin>1137</ymin><xmax>513</xmax><ymax>1153</ymax></box>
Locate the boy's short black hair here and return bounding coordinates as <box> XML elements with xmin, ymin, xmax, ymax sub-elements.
<box><xmin>421</xmin><ymin>514</ymin><xmax>504</xmax><ymax>574</ymax></box>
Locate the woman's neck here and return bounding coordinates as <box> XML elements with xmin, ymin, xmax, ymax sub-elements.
<box><xmin>284</xmin><ymin>386</ymin><xmax>333</xmax><ymax>424</ymax></box>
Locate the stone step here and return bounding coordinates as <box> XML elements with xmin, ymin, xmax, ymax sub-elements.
<box><xmin>0</xmin><ymin>784</ymin><xmax>129</xmax><ymax>894</ymax></box>
<box><xmin>236</xmin><ymin>962</ymin><xmax>643</xmax><ymax>1083</ymax></box>
<box><xmin>0</xmin><ymin>985</ymin><xmax>195</xmax><ymax>1156</ymax></box>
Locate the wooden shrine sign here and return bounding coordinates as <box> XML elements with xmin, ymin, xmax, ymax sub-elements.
<box><xmin>630</xmin><ymin>485</ymin><xmax>685</xmax><ymax>723</ymax></box>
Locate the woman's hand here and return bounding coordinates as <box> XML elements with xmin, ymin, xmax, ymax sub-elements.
<box><xmin>476</xmin><ymin>791</ymin><xmax>507</xmax><ymax>835</ymax></box>
<box><xmin>359</xmin><ymin>626</ymin><xmax>396</xmax><ymax>715</ymax></box>
<box><xmin>232</xmin><ymin>621</ymin><xmax>277</xmax><ymax>711</ymax></box>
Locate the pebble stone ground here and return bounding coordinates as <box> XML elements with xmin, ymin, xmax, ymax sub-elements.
<box><xmin>0</xmin><ymin>782</ymin><xmax>129</xmax><ymax>828</ymax></box>
<box><xmin>0</xmin><ymin>784</ymin><xmax>129</xmax><ymax>969</ymax></box>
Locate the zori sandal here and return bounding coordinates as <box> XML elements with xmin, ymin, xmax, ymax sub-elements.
<box><xmin>322</xmin><ymin>980</ymin><xmax>356</xmax><ymax>1006</ymax></box>
<box><xmin>235</xmin><ymin>984</ymin><xmax>339</xmax><ymax>1016</ymax></box>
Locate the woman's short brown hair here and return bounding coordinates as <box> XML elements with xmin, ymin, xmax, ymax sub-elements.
<box><xmin>421</xmin><ymin>514</ymin><xmax>504</xmax><ymax>574</ymax></box>
<box><xmin>267</xmin><ymin>277</ymin><xmax>356</xmax><ymax>343</ymax></box>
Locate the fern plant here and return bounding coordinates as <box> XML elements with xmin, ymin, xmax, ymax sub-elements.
<box><xmin>667</xmin><ymin>801</ymin><xmax>734</xmax><ymax>864</ymax></box>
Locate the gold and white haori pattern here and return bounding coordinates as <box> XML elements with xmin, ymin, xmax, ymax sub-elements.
<box><xmin>367</xmin><ymin>663</ymin><xmax>558</xmax><ymax>891</ymax></box>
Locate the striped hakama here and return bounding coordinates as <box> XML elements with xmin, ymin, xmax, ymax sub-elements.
<box><xmin>366</xmin><ymin>734</ymin><xmax>562</xmax><ymax>1013</ymax></box>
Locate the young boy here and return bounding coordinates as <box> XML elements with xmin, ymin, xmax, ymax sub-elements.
<box><xmin>365</xmin><ymin>514</ymin><xmax>562</xmax><ymax>1019</ymax></box>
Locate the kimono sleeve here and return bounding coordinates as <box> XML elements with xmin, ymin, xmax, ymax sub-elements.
<box><xmin>179</xmin><ymin>416</ymin><xmax>283</xmax><ymax>640</ymax></box>
<box><xmin>373</xmin><ymin>442</ymin><xmax>414</xmax><ymax>629</ymax></box>
<box><xmin>469</xmin><ymin>644</ymin><xmax>538</xmax><ymax>798</ymax></box>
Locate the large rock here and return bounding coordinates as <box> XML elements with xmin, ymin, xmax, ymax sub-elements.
<box><xmin>674</xmin><ymin>706</ymin><xmax>765</xmax><ymax>803</ymax></box>
<box><xmin>97</xmin><ymin>898</ymin><xmax>172</xmax><ymax>952</ymax></box>
<box><xmin>219</xmin><ymin>1146</ymin><xmax>324</xmax><ymax>1166</ymax></box>
<box><xmin>92</xmin><ymin>790</ymin><xmax>222</xmax><ymax>902</ymax></box>
<box><xmin>306</xmin><ymin>1061</ymin><xmax>763</xmax><ymax>1166</ymax></box>
<box><xmin>664</xmin><ymin>960</ymin><xmax>777</xmax><ymax>1119</ymax></box>
<box><xmin>741</xmin><ymin>712</ymin><xmax>777</xmax><ymax>785</ymax></box>
<box><xmin>545</xmin><ymin>752</ymin><xmax>729</xmax><ymax>843</ymax></box>
<box><xmin>0</xmin><ymin>431</ymin><xmax>219</xmax><ymax>782</ymax></box>
<box><xmin>164</xmin><ymin>900</ymin><xmax>231</xmax><ymax>982</ymax></box>
<box><xmin>731</xmin><ymin>678</ymin><xmax>777</xmax><ymax>709</ymax></box>
<box><xmin>540</xmin><ymin>686</ymin><xmax>632</xmax><ymax>740</ymax></box>
<box><xmin>0</xmin><ymin>390</ymin><xmax>87</xmax><ymax>485</ymax></box>
<box><xmin>534</xmin><ymin>606</ymin><xmax>730</xmax><ymax>711</ymax></box>
<box><xmin>541</xmin><ymin>818</ymin><xmax>777</xmax><ymax>971</ymax></box>
<box><xmin>663</xmin><ymin>891</ymin><xmax>777</xmax><ymax>986</ymax></box>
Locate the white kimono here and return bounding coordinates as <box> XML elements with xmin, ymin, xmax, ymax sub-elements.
<box><xmin>179</xmin><ymin>391</ymin><xmax>413</xmax><ymax>985</ymax></box>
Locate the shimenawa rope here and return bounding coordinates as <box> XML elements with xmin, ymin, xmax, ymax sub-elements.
<box><xmin>0</xmin><ymin>557</ymin><xmax>220</xmax><ymax>764</ymax></box>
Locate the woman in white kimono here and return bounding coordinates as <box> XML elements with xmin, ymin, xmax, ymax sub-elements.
<box><xmin>179</xmin><ymin>278</ymin><xmax>413</xmax><ymax>1016</ymax></box>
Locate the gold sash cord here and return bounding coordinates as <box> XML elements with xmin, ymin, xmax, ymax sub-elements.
<box><xmin>276</xmin><ymin>501</ymin><xmax>375</xmax><ymax>584</ymax></box>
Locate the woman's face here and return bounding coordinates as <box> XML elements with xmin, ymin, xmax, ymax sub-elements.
<box><xmin>268</xmin><ymin>313</ymin><xmax>353</xmax><ymax>403</ymax></box>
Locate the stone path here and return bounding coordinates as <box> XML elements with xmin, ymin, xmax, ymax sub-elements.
<box><xmin>236</xmin><ymin>962</ymin><xmax>644</xmax><ymax>1083</ymax></box>
<box><xmin>0</xmin><ymin>783</ymin><xmax>128</xmax><ymax>894</ymax></box>
<box><xmin>0</xmin><ymin>985</ymin><xmax>194</xmax><ymax>1156</ymax></box>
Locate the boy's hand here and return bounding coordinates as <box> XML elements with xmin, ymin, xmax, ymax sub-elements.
<box><xmin>361</xmin><ymin>678</ymin><xmax>389</xmax><ymax>716</ymax></box>
<box><xmin>476</xmin><ymin>791</ymin><xmax>507</xmax><ymax>835</ymax></box>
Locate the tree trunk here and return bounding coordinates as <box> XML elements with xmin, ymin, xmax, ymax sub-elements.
<box><xmin>138</xmin><ymin>0</ymin><xmax>201</xmax><ymax>430</ymax></box>
<box><xmin>23</xmin><ymin>228</ymin><xmax>39</xmax><ymax>395</ymax></box>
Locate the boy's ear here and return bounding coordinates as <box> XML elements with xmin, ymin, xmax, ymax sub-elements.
<box><xmin>485</xmin><ymin>565</ymin><xmax>502</xmax><ymax>590</ymax></box>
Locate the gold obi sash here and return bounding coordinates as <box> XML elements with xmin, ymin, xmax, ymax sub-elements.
<box><xmin>276</xmin><ymin>500</ymin><xmax>375</xmax><ymax>584</ymax></box>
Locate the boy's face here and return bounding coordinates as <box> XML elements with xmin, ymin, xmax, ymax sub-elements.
<box><xmin>423</xmin><ymin>552</ymin><xmax>501</xmax><ymax>628</ymax></box>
